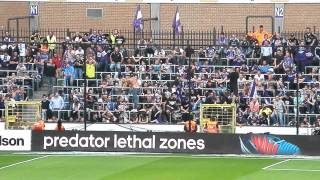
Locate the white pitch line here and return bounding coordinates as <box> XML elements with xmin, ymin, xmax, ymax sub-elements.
<box><xmin>267</xmin><ymin>168</ymin><xmax>320</xmax><ymax>172</ymax></box>
<box><xmin>262</xmin><ymin>159</ymin><xmax>291</xmax><ymax>170</ymax></box>
<box><xmin>0</xmin><ymin>155</ymin><xmax>49</xmax><ymax>171</ymax></box>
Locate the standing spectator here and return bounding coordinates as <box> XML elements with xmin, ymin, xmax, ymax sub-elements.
<box><xmin>52</xmin><ymin>53</ymin><xmax>63</xmax><ymax>78</ymax></box>
<box><xmin>295</xmin><ymin>41</ymin><xmax>308</xmax><ymax>73</ymax></box>
<box><xmin>260</xmin><ymin>41</ymin><xmax>273</xmax><ymax>65</ymax></box>
<box><xmin>86</xmin><ymin>56</ymin><xmax>96</xmax><ymax>79</ymax></box>
<box><xmin>218</xmin><ymin>32</ymin><xmax>228</xmax><ymax>58</ymax></box>
<box><xmin>198</xmin><ymin>47</ymin><xmax>206</xmax><ymax>65</ymax></box>
<box><xmin>17</xmin><ymin>39</ymin><xmax>26</xmax><ymax>62</ymax></box>
<box><xmin>0</xmin><ymin>51</ymin><xmax>10</xmax><ymax>69</ymax></box>
<box><xmin>49</xmin><ymin>92</ymin><xmax>64</xmax><ymax>119</ymax></box>
<box><xmin>304</xmin><ymin>27</ymin><xmax>318</xmax><ymax>48</ymax></box>
<box><xmin>63</xmin><ymin>46</ymin><xmax>75</xmax><ymax>63</ymax></box>
<box><xmin>227</xmin><ymin>68</ymin><xmax>239</xmax><ymax>95</ymax></box>
<box><xmin>16</xmin><ymin>62</ymin><xmax>27</xmax><ymax>77</ymax></box>
<box><xmin>44</xmin><ymin>59</ymin><xmax>56</xmax><ymax>94</ymax></box>
<box><xmin>47</xmin><ymin>32</ymin><xmax>57</xmax><ymax>57</ymax></box>
<box><xmin>253</xmin><ymin>25</ymin><xmax>271</xmax><ymax>46</ymax></box>
<box><xmin>9</xmin><ymin>51</ymin><xmax>19</xmax><ymax>70</ymax></box>
<box><xmin>226</xmin><ymin>47</ymin><xmax>236</xmax><ymax>65</ymax></box>
<box><xmin>115</xmin><ymin>31</ymin><xmax>126</xmax><ymax>46</ymax></box>
<box><xmin>41</xmin><ymin>94</ymin><xmax>50</xmax><ymax>121</ymax></box>
<box><xmin>110</xmin><ymin>29</ymin><xmax>119</xmax><ymax>46</ymax></box>
<box><xmin>63</xmin><ymin>62</ymin><xmax>74</xmax><ymax>86</ymax></box>
<box><xmin>96</xmin><ymin>45</ymin><xmax>108</xmax><ymax>72</ymax></box>
<box><xmin>228</xmin><ymin>34</ymin><xmax>240</xmax><ymax>47</ymax></box>
<box><xmin>287</xmin><ymin>33</ymin><xmax>299</xmax><ymax>57</ymax></box>
<box><xmin>272</xmin><ymin>96</ymin><xmax>287</xmax><ymax>126</ymax></box>
<box><xmin>3</xmin><ymin>31</ymin><xmax>14</xmax><ymax>44</ymax></box>
<box><xmin>110</xmin><ymin>47</ymin><xmax>123</xmax><ymax>77</ymax></box>
<box><xmin>249</xmin><ymin>97</ymin><xmax>260</xmax><ymax>118</ymax></box>
<box><xmin>71</xmin><ymin>99</ymin><xmax>81</xmax><ymax>122</ymax></box>
<box><xmin>89</xmin><ymin>30</ymin><xmax>98</xmax><ymax>43</ymax></box>
<box><xmin>74</xmin><ymin>46</ymin><xmax>84</xmax><ymax>79</ymax></box>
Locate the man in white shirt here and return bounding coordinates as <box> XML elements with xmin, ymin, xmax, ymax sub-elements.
<box><xmin>49</xmin><ymin>92</ymin><xmax>65</xmax><ymax>119</ymax></box>
<box><xmin>260</xmin><ymin>41</ymin><xmax>273</xmax><ymax>65</ymax></box>
<box><xmin>18</xmin><ymin>39</ymin><xmax>26</xmax><ymax>62</ymax></box>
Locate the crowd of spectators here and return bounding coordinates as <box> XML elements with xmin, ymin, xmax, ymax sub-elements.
<box><xmin>1</xmin><ymin>25</ymin><xmax>320</xmax><ymax>127</ymax></box>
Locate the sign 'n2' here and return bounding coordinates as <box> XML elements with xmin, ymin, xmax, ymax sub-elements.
<box><xmin>275</xmin><ymin>7</ymin><xmax>284</xmax><ymax>18</ymax></box>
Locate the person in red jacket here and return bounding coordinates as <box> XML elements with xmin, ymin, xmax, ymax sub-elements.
<box><xmin>52</xmin><ymin>53</ymin><xmax>62</xmax><ymax>78</ymax></box>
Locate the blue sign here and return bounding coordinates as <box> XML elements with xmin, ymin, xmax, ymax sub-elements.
<box><xmin>30</xmin><ymin>5</ymin><xmax>38</xmax><ymax>16</ymax></box>
<box><xmin>275</xmin><ymin>7</ymin><xmax>284</xmax><ymax>18</ymax></box>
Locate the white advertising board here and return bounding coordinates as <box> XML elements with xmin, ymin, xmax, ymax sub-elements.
<box><xmin>0</xmin><ymin>130</ymin><xmax>31</xmax><ymax>151</ymax></box>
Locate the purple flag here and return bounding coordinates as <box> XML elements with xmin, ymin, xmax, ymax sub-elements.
<box><xmin>133</xmin><ymin>5</ymin><xmax>143</xmax><ymax>32</ymax></box>
<box><xmin>249</xmin><ymin>80</ymin><xmax>257</xmax><ymax>98</ymax></box>
<box><xmin>172</xmin><ymin>7</ymin><xmax>182</xmax><ymax>35</ymax></box>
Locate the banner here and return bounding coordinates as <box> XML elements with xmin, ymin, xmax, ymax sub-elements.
<box><xmin>0</xmin><ymin>130</ymin><xmax>31</xmax><ymax>151</ymax></box>
<box><xmin>32</xmin><ymin>131</ymin><xmax>240</xmax><ymax>154</ymax></box>
<box><xmin>32</xmin><ymin>131</ymin><xmax>320</xmax><ymax>155</ymax></box>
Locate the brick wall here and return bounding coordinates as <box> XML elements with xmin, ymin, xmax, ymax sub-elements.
<box><xmin>38</xmin><ymin>3</ymin><xmax>150</xmax><ymax>32</ymax></box>
<box><xmin>160</xmin><ymin>4</ymin><xmax>274</xmax><ymax>32</ymax></box>
<box><xmin>0</xmin><ymin>2</ymin><xmax>29</xmax><ymax>36</ymax></box>
<box><xmin>0</xmin><ymin>2</ymin><xmax>320</xmax><ymax>34</ymax></box>
<box><xmin>284</xmin><ymin>3</ymin><xmax>320</xmax><ymax>32</ymax></box>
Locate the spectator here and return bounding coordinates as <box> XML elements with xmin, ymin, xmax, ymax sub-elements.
<box><xmin>41</xmin><ymin>94</ymin><xmax>50</xmax><ymax>121</ymax></box>
<box><xmin>259</xmin><ymin>60</ymin><xmax>270</xmax><ymax>74</ymax></box>
<box><xmin>228</xmin><ymin>34</ymin><xmax>240</xmax><ymax>47</ymax></box>
<box><xmin>44</xmin><ymin>59</ymin><xmax>56</xmax><ymax>94</ymax></box>
<box><xmin>71</xmin><ymin>98</ymin><xmax>81</xmax><ymax>122</ymax></box>
<box><xmin>287</xmin><ymin>33</ymin><xmax>299</xmax><ymax>57</ymax></box>
<box><xmin>86</xmin><ymin>56</ymin><xmax>96</xmax><ymax>79</ymax></box>
<box><xmin>47</xmin><ymin>31</ymin><xmax>57</xmax><ymax>57</ymax></box>
<box><xmin>52</xmin><ymin>53</ymin><xmax>63</xmax><ymax>78</ymax></box>
<box><xmin>271</xmin><ymin>96</ymin><xmax>287</xmax><ymax>126</ymax></box>
<box><xmin>304</xmin><ymin>27</ymin><xmax>318</xmax><ymax>48</ymax></box>
<box><xmin>110</xmin><ymin>47</ymin><xmax>123</xmax><ymax>77</ymax></box>
<box><xmin>96</xmin><ymin>45</ymin><xmax>108</xmax><ymax>72</ymax></box>
<box><xmin>260</xmin><ymin>41</ymin><xmax>273</xmax><ymax>65</ymax></box>
<box><xmin>253</xmin><ymin>25</ymin><xmax>271</xmax><ymax>46</ymax></box>
<box><xmin>227</xmin><ymin>67</ymin><xmax>239</xmax><ymax>95</ymax></box>
<box><xmin>49</xmin><ymin>92</ymin><xmax>64</xmax><ymax>118</ymax></box>
<box><xmin>74</xmin><ymin>46</ymin><xmax>84</xmax><ymax>79</ymax></box>
<box><xmin>9</xmin><ymin>51</ymin><xmax>19</xmax><ymax>70</ymax></box>
<box><xmin>63</xmin><ymin>62</ymin><xmax>74</xmax><ymax>86</ymax></box>
<box><xmin>249</xmin><ymin>97</ymin><xmax>260</xmax><ymax>118</ymax></box>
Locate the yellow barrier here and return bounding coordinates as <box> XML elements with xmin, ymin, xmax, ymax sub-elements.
<box><xmin>5</xmin><ymin>101</ymin><xmax>41</xmax><ymax>130</ymax></box>
<box><xmin>200</xmin><ymin>104</ymin><xmax>236</xmax><ymax>133</ymax></box>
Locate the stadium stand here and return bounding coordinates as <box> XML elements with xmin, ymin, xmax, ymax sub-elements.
<box><xmin>0</xmin><ymin>26</ymin><xmax>319</xmax><ymax>128</ymax></box>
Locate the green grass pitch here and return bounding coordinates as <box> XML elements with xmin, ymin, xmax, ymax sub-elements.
<box><xmin>0</xmin><ymin>153</ymin><xmax>320</xmax><ymax>180</ymax></box>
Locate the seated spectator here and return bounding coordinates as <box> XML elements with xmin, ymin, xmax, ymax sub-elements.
<box><xmin>259</xmin><ymin>60</ymin><xmax>270</xmax><ymax>74</ymax></box>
